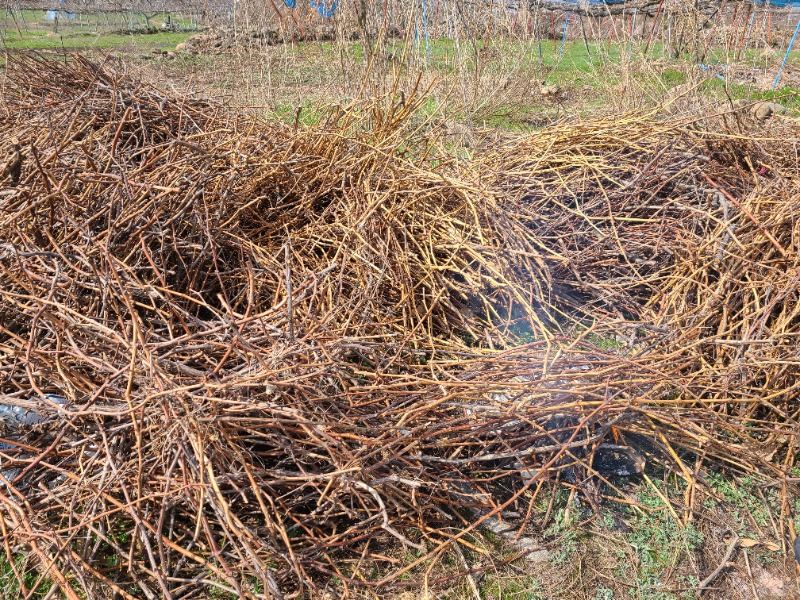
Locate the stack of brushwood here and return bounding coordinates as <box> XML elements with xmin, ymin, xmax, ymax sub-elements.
<box><xmin>181</xmin><ymin>25</ymin><xmax>341</xmax><ymax>55</ymax></box>
<box><xmin>0</xmin><ymin>55</ymin><xmax>797</xmax><ymax>598</ymax></box>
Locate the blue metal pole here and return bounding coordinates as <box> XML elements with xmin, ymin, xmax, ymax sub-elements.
<box><xmin>773</xmin><ymin>15</ymin><xmax>800</xmax><ymax>90</ymax></box>
<box><xmin>559</xmin><ymin>11</ymin><xmax>570</xmax><ymax>56</ymax></box>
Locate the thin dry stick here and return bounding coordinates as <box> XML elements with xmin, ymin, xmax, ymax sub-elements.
<box><xmin>698</xmin><ymin>536</ymin><xmax>739</xmax><ymax>592</ymax></box>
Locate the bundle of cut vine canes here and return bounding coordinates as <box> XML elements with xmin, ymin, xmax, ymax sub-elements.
<box><xmin>0</xmin><ymin>55</ymin><xmax>797</xmax><ymax>598</ymax></box>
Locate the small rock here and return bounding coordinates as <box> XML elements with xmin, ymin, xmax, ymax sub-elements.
<box><xmin>540</xmin><ymin>84</ymin><xmax>567</xmax><ymax>104</ymax></box>
<box><xmin>482</xmin><ymin>514</ymin><xmax>550</xmax><ymax>564</ymax></box>
<box><xmin>540</xmin><ymin>84</ymin><xmax>562</xmax><ymax>97</ymax></box>
<box><xmin>751</xmin><ymin>101</ymin><xmax>787</xmax><ymax>121</ymax></box>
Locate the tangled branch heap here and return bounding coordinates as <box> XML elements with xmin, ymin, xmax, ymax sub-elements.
<box><xmin>0</xmin><ymin>56</ymin><xmax>797</xmax><ymax>597</ymax></box>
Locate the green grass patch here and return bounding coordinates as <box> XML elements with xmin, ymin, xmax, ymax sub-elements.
<box><xmin>481</xmin><ymin>573</ymin><xmax>545</xmax><ymax>600</ymax></box>
<box><xmin>0</xmin><ymin>29</ymin><xmax>191</xmax><ymax>50</ymax></box>
<box><xmin>619</xmin><ymin>488</ymin><xmax>703</xmax><ymax>600</ymax></box>
<box><xmin>702</xmin><ymin>76</ymin><xmax>800</xmax><ymax>110</ymax></box>
<box><xmin>0</xmin><ymin>553</ymin><xmax>53</xmax><ymax>598</ymax></box>
<box><xmin>270</xmin><ymin>102</ymin><xmax>325</xmax><ymax>126</ymax></box>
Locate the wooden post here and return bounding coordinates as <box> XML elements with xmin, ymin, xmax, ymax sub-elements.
<box><xmin>728</xmin><ymin>3</ymin><xmax>740</xmax><ymax>51</ymax></box>
<box><xmin>741</xmin><ymin>6</ymin><xmax>756</xmax><ymax>57</ymax></box>
<box><xmin>736</xmin><ymin>3</ymin><xmax>753</xmax><ymax>61</ymax></box>
<box><xmin>768</xmin><ymin>9</ymin><xmax>772</xmax><ymax>48</ymax></box>
<box><xmin>644</xmin><ymin>0</ymin><xmax>665</xmax><ymax>56</ymax></box>
<box><xmin>579</xmin><ymin>14</ymin><xmax>590</xmax><ymax>56</ymax></box>
<box><xmin>701</xmin><ymin>0</ymin><xmax>728</xmax><ymax>64</ymax></box>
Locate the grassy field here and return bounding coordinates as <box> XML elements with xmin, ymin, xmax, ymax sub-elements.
<box><xmin>0</xmin><ymin>8</ymin><xmax>196</xmax><ymax>51</ymax></box>
<box><xmin>120</xmin><ymin>35</ymin><xmax>800</xmax><ymax>134</ymax></box>
<box><xmin>2</xmin><ymin>25</ymin><xmax>799</xmax><ymax>117</ymax></box>
<box><xmin>0</xmin><ymin>8</ymin><xmax>197</xmax><ymax>31</ymax></box>
<box><xmin>0</xmin><ymin>29</ymin><xmax>191</xmax><ymax>50</ymax></box>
